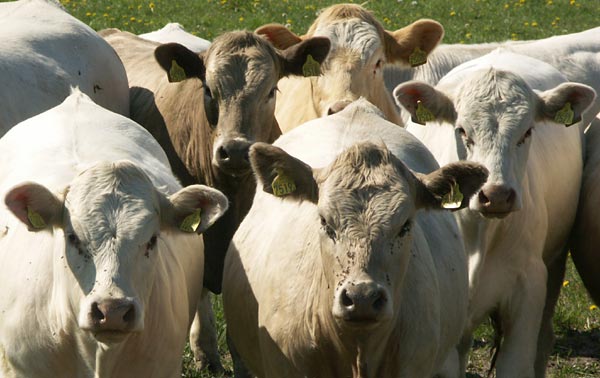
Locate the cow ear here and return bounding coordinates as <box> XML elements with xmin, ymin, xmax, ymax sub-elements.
<box><xmin>277</xmin><ymin>37</ymin><xmax>331</xmax><ymax>78</ymax></box>
<box><xmin>163</xmin><ymin>185</ymin><xmax>228</xmax><ymax>234</ymax></box>
<box><xmin>154</xmin><ymin>42</ymin><xmax>206</xmax><ymax>82</ymax></box>
<box><xmin>249</xmin><ymin>142</ymin><xmax>319</xmax><ymax>203</ymax></box>
<box><xmin>414</xmin><ymin>162</ymin><xmax>488</xmax><ymax>210</ymax></box>
<box><xmin>393</xmin><ymin>81</ymin><xmax>456</xmax><ymax>125</ymax></box>
<box><xmin>256</xmin><ymin>23</ymin><xmax>303</xmax><ymax>50</ymax></box>
<box><xmin>537</xmin><ymin>82</ymin><xmax>596</xmax><ymax>127</ymax></box>
<box><xmin>5</xmin><ymin>182</ymin><xmax>63</xmax><ymax>231</ymax></box>
<box><xmin>384</xmin><ymin>19</ymin><xmax>444</xmax><ymax>67</ymax></box>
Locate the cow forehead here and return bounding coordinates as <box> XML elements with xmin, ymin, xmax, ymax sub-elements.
<box><xmin>319</xmin><ymin>144</ymin><xmax>414</xmax><ymax>235</ymax></box>
<box><xmin>453</xmin><ymin>68</ymin><xmax>536</xmax><ymax>133</ymax></box>
<box><xmin>66</xmin><ymin>162</ymin><xmax>160</xmax><ymax>244</ymax></box>
<box><xmin>313</xmin><ymin>19</ymin><xmax>382</xmax><ymax>66</ymax></box>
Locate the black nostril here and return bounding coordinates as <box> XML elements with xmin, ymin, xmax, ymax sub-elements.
<box><xmin>123</xmin><ymin>305</ymin><xmax>135</xmax><ymax>324</ymax></box>
<box><xmin>341</xmin><ymin>289</ymin><xmax>353</xmax><ymax>307</ymax></box>
<box><xmin>91</xmin><ymin>302</ymin><xmax>105</xmax><ymax>322</ymax></box>
<box><xmin>217</xmin><ymin>146</ymin><xmax>229</xmax><ymax>161</ymax></box>
<box><xmin>478</xmin><ymin>190</ymin><xmax>490</xmax><ymax>205</ymax></box>
<box><xmin>507</xmin><ymin>189</ymin><xmax>516</xmax><ymax>204</ymax></box>
<box><xmin>372</xmin><ymin>292</ymin><xmax>386</xmax><ymax>311</ymax></box>
<box><xmin>327</xmin><ymin>107</ymin><xmax>335</xmax><ymax>116</ymax></box>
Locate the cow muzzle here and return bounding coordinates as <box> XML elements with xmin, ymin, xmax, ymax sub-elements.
<box><xmin>333</xmin><ymin>281</ymin><xmax>391</xmax><ymax>326</ymax></box>
<box><xmin>213</xmin><ymin>138</ymin><xmax>252</xmax><ymax>177</ymax></box>
<box><xmin>80</xmin><ymin>297</ymin><xmax>142</xmax><ymax>343</ymax></box>
<box><xmin>474</xmin><ymin>183</ymin><xmax>517</xmax><ymax>218</ymax></box>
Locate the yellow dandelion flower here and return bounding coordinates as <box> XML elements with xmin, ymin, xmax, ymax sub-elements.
<box><xmin>524</xmin><ymin>22</ymin><xmax>529</xmax><ymax>26</ymax></box>
<box><xmin>563</xmin><ymin>280</ymin><xmax>570</xmax><ymax>287</ymax></box>
<box><xmin>149</xmin><ymin>2</ymin><xmax>155</xmax><ymax>11</ymax></box>
<box><xmin>130</xmin><ymin>17</ymin><xmax>136</xmax><ymax>22</ymax></box>
<box><xmin>450</xmin><ymin>10</ymin><xmax>456</xmax><ymax>16</ymax></box>
<box><xmin>590</xmin><ymin>305</ymin><xmax>598</xmax><ymax>311</ymax></box>
<box><xmin>569</xmin><ymin>0</ymin><xmax>575</xmax><ymax>4</ymax></box>
<box><xmin>465</xmin><ymin>32</ymin><xmax>472</xmax><ymax>39</ymax></box>
<box><xmin>519</xmin><ymin>0</ymin><xmax>525</xmax><ymax>3</ymax></box>
<box><xmin>239</xmin><ymin>16</ymin><xmax>244</xmax><ymax>22</ymax></box>
<box><xmin>85</xmin><ymin>11</ymin><xmax>92</xmax><ymax>16</ymax></box>
<box><xmin>103</xmin><ymin>13</ymin><xmax>109</xmax><ymax>17</ymax></box>
<box><xmin>504</xmin><ymin>3</ymin><xmax>509</xmax><ymax>9</ymax></box>
<box><xmin>287</xmin><ymin>19</ymin><xmax>292</xmax><ymax>25</ymax></box>
<box><xmin>531</xmin><ymin>21</ymin><xmax>538</xmax><ymax>27</ymax></box>
<box><xmin>547</xmin><ymin>0</ymin><xmax>553</xmax><ymax>4</ymax></box>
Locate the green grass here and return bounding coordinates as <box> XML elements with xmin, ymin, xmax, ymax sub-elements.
<box><xmin>55</xmin><ymin>0</ymin><xmax>600</xmax><ymax>376</ymax></box>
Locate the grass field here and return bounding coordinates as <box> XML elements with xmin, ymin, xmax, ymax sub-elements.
<box><xmin>58</xmin><ymin>0</ymin><xmax>600</xmax><ymax>377</ymax></box>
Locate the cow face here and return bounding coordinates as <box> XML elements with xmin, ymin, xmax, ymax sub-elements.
<box><xmin>250</xmin><ymin>142</ymin><xmax>487</xmax><ymax>328</ymax></box>
<box><xmin>257</xmin><ymin>4</ymin><xmax>443</xmax><ymax>122</ymax></box>
<box><xmin>5</xmin><ymin>161</ymin><xmax>228</xmax><ymax>344</ymax></box>
<box><xmin>154</xmin><ymin>32</ymin><xmax>330</xmax><ymax>178</ymax></box>
<box><xmin>394</xmin><ymin>71</ymin><xmax>595</xmax><ymax>218</ymax></box>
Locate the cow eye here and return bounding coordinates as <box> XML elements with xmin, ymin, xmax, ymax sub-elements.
<box><xmin>517</xmin><ymin>127</ymin><xmax>533</xmax><ymax>146</ymax></box>
<box><xmin>319</xmin><ymin>215</ymin><xmax>336</xmax><ymax>242</ymax></box>
<box><xmin>268</xmin><ymin>86</ymin><xmax>278</xmax><ymax>100</ymax></box>
<box><xmin>203</xmin><ymin>84</ymin><xmax>219</xmax><ymax>127</ymax></box>
<box><xmin>457</xmin><ymin>127</ymin><xmax>474</xmax><ymax>147</ymax></box>
<box><xmin>374</xmin><ymin>59</ymin><xmax>383</xmax><ymax>74</ymax></box>
<box><xmin>67</xmin><ymin>232</ymin><xmax>80</xmax><ymax>246</ymax></box>
<box><xmin>399</xmin><ymin>220</ymin><xmax>412</xmax><ymax>238</ymax></box>
<box><xmin>147</xmin><ymin>235</ymin><xmax>157</xmax><ymax>250</ymax></box>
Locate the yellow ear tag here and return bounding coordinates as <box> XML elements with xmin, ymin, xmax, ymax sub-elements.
<box><xmin>168</xmin><ymin>60</ymin><xmax>187</xmax><ymax>83</ymax></box>
<box><xmin>27</xmin><ymin>206</ymin><xmax>46</xmax><ymax>229</ymax></box>
<box><xmin>441</xmin><ymin>182</ymin><xmax>463</xmax><ymax>209</ymax></box>
<box><xmin>409</xmin><ymin>46</ymin><xmax>427</xmax><ymax>67</ymax></box>
<box><xmin>554</xmin><ymin>102</ymin><xmax>575</xmax><ymax>126</ymax></box>
<box><xmin>271</xmin><ymin>168</ymin><xmax>297</xmax><ymax>197</ymax></box>
<box><xmin>302</xmin><ymin>54</ymin><xmax>321</xmax><ymax>77</ymax></box>
<box><xmin>180</xmin><ymin>209</ymin><xmax>202</xmax><ymax>233</ymax></box>
<box><xmin>416</xmin><ymin>100</ymin><xmax>435</xmax><ymax>124</ymax></box>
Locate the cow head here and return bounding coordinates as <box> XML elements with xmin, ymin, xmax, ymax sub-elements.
<box><xmin>250</xmin><ymin>142</ymin><xmax>487</xmax><ymax>328</ymax></box>
<box><xmin>394</xmin><ymin>70</ymin><xmax>595</xmax><ymax>218</ymax></box>
<box><xmin>256</xmin><ymin>3</ymin><xmax>443</xmax><ymax>123</ymax></box>
<box><xmin>154</xmin><ymin>31</ymin><xmax>330</xmax><ymax>179</ymax></box>
<box><xmin>5</xmin><ymin>161</ymin><xmax>228</xmax><ymax>344</ymax></box>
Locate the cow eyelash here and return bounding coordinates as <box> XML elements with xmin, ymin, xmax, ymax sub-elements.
<box><xmin>399</xmin><ymin>220</ymin><xmax>412</xmax><ymax>238</ymax></box>
<box><xmin>268</xmin><ymin>87</ymin><xmax>278</xmax><ymax>99</ymax></box>
<box><xmin>517</xmin><ymin>128</ymin><xmax>533</xmax><ymax>146</ymax></box>
<box><xmin>147</xmin><ymin>235</ymin><xmax>158</xmax><ymax>250</ymax></box>
<box><xmin>320</xmin><ymin>216</ymin><xmax>337</xmax><ymax>242</ymax></box>
<box><xmin>457</xmin><ymin>127</ymin><xmax>474</xmax><ymax>147</ymax></box>
<box><xmin>203</xmin><ymin>85</ymin><xmax>212</xmax><ymax>98</ymax></box>
<box><xmin>67</xmin><ymin>232</ymin><xmax>80</xmax><ymax>246</ymax></box>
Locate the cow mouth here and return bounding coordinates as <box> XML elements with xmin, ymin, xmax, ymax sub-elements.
<box><xmin>479</xmin><ymin>210</ymin><xmax>512</xmax><ymax>219</ymax></box>
<box><xmin>91</xmin><ymin>330</ymin><xmax>132</xmax><ymax>344</ymax></box>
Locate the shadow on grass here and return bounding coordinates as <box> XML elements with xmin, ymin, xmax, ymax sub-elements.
<box><xmin>553</xmin><ymin>328</ymin><xmax>600</xmax><ymax>359</ymax></box>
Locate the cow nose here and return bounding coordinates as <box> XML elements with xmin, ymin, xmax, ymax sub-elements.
<box><xmin>335</xmin><ymin>282</ymin><xmax>388</xmax><ymax>323</ymax></box>
<box><xmin>90</xmin><ymin>299</ymin><xmax>137</xmax><ymax>332</ymax></box>
<box><xmin>327</xmin><ymin>100</ymin><xmax>352</xmax><ymax>115</ymax></box>
<box><xmin>214</xmin><ymin>139</ymin><xmax>251</xmax><ymax>175</ymax></box>
<box><xmin>477</xmin><ymin>184</ymin><xmax>516</xmax><ymax>217</ymax></box>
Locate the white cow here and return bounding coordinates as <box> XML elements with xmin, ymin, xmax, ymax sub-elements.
<box><xmin>0</xmin><ymin>0</ymin><xmax>129</xmax><ymax>137</ymax></box>
<box><xmin>0</xmin><ymin>91</ymin><xmax>228</xmax><ymax>378</ymax></box>
<box><xmin>223</xmin><ymin>99</ymin><xmax>488</xmax><ymax>378</ymax></box>
<box><xmin>139</xmin><ymin>23</ymin><xmax>211</xmax><ymax>53</ymax></box>
<box><xmin>393</xmin><ymin>50</ymin><xmax>596</xmax><ymax>378</ymax></box>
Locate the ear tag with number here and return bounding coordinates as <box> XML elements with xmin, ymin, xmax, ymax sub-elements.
<box><xmin>441</xmin><ymin>182</ymin><xmax>463</xmax><ymax>209</ymax></box>
<box><xmin>554</xmin><ymin>102</ymin><xmax>575</xmax><ymax>126</ymax></box>
<box><xmin>180</xmin><ymin>209</ymin><xmax>202</xmax><ymax>233</ymax></box>
<box><xmin>302</xmin><ymin>54</ymin><xmax>321</xmax><ymax>77</ymax></box>
<box><xmin>27</xmin><ymin>206</ymin><xmax>46</xmax><ymax>229</ymax></box>
<box><xmin>272</xmin><ymin>168</ymin><xmax>297</xmax><ymax>197</ymax></box>
<box><xmin>415</xmin><ymin>100</ymin><xmax>435</xmax><ymax>125</ymax></box>
<box><xmin>168</xmin><ymin>60</ymin><xmax>187</xmax><ymax>83</ymax></box>
<box><xmin>409</xmin><ymin>46</ymin><xmax>427</xmax><ymax>67</ymax></box>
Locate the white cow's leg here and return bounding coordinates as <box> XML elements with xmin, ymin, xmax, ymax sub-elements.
<box><xmin>535</xmin><ymin>248</ymin><xmax>567</xmax><ymax>378</ymax></box>
<box><xmin>495</xmin><ymin>258</ymin><xmax>547</xmax><ymax>378</ymax></box>
<box><xmin>189</xmin><ymin>289</ymin><xmax>225</xmax><ymax>375</ymax></box>
<box><xmin>456</xmin><ymin>330</ymin><xmax>473</xmax><ymax>377</ymax></box>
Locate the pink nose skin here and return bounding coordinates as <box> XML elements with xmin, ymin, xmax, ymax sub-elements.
<box><xmin>327</xmin><ymin>100</ymin><xmax>352</xmax><ymax>115</ymax></box>
<box><xmin>335</xmin><ymin>281</ymin><xmax>388</xmax><ymax>324</ymax></box>
<box><xmin>477</xmin><ymin>184</ymin><xmax>516</xmax><ymax>218</ymax></box>
<box><xmin>88</xmin><ymin>298</ymin><xmax>138</xmax><ymax>333</ymax></box>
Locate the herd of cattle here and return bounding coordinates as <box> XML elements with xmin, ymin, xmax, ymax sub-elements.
<box><xmin>2</xmin><ymin>1</ymin><xmax>600</xmax><ymax>377</ymax></box>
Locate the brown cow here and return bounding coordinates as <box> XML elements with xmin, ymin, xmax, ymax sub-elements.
<box><xmin>102</xmin><ymin>28</ymin><xmax>330</xmax><ymax>374</ymax></box>
<box><xmin>256</xmin><ymin>3</ymin><xmax>444</xmax><ymax>132</ymax></box>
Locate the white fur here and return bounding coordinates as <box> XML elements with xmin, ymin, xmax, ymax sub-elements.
<box><xmin>139</xmin><ymin>23</ymin><xmax>211</xmax><ymax>53</ymax></box>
